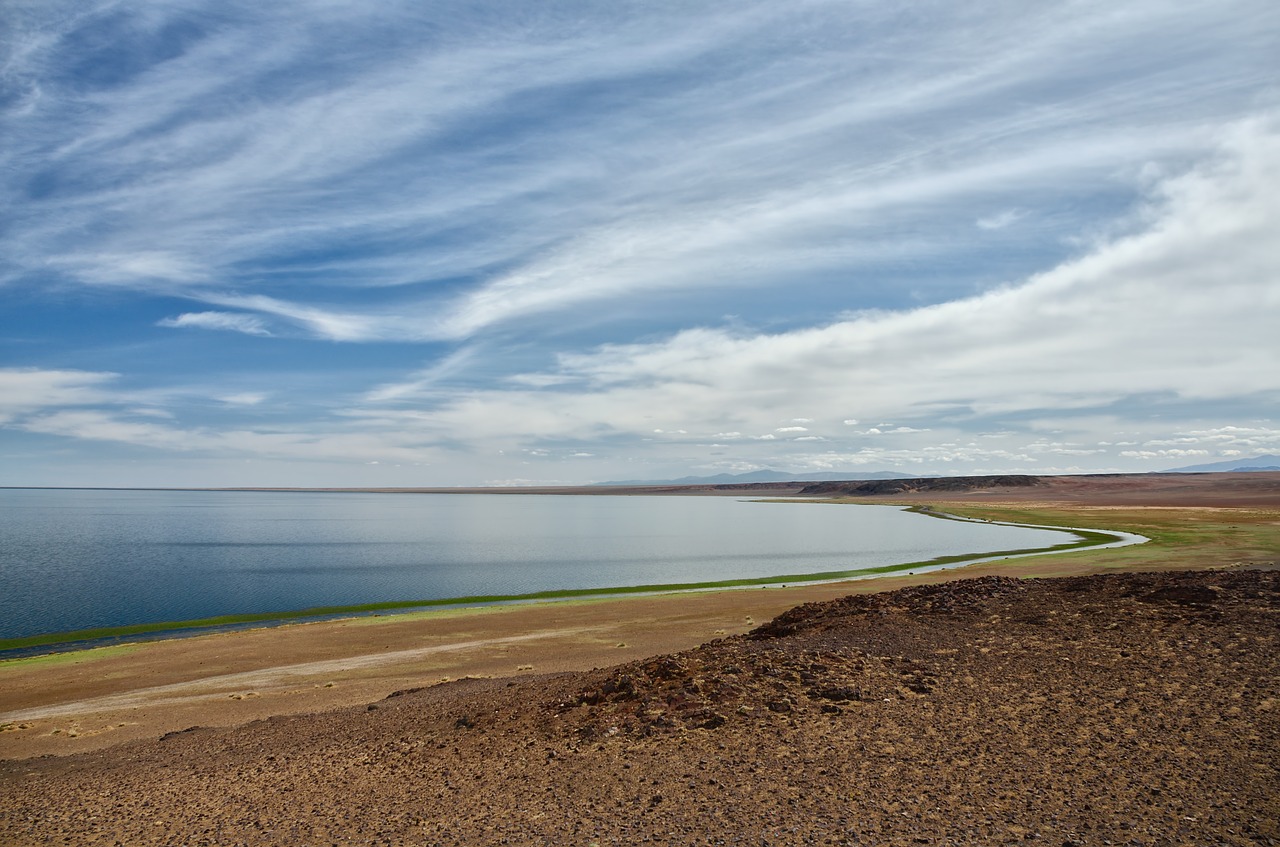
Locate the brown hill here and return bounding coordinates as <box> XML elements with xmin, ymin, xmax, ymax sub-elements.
<box><xmin>3</xmin><ymin>569</ymin><xmax>1277</xmax><ymax>845</ymax></box>
<box><xmin>800</xmin><ymin>471</ymin><xmax>1280</xmax><ymax>506</ymax></box>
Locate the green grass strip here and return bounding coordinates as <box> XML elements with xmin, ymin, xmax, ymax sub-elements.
<box><xmin>0</xmin><ymin>507</ymin><xmax>1129</xmax><ymax>653</ymax></box>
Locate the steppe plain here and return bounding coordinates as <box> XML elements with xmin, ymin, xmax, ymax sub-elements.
<box><xmin>1</xmin><ymin>472</ymin><xmax>1277</xmax><ymax>845</ymax></box>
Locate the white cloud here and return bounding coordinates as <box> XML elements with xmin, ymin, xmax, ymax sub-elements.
<box><xmin>219</xmin><ymin>392</ymin><xmax>268</xmax><ymax>407</ymax></box>
<box><xmin>0</xmin><ymin>368</ymin><xmax>118</xmax><ymax>423</ymax></box>
<box><xmin>158</xmin><ymin>311</ymin><xmax>271</xmax><ymax>336</ymax></box>
<box><xmin>1132</xmin><ymin>425</ymin><xmax>1280</xmax><ymax>454</ymax></box>
<box><xmin>362</xmin><ymin>349</ymin><xmax>479</xmax><ymax>403</ymax></box>
<box><xmin>976</xmin><ymin>209</ymin><xmax>1025</xmax><ymax>230</ymax></box>
<box><xmin>20</xmin><ymin>408</ymin><xmax>442</xmax><ymax>465</ymax></box>
<box><xmin>198</xmin><ymin>295</ymin><xmax>374</xmax><ymax>341</ymax></box>
<box><xmin>51</xmin><ymin>251</ymin><xmax>209</xmax><ymax>288</ymax></box>
<box><xmin>128</xmin><ymin>407</ymin><xmax>174</xmax><ymax>419</ymax></box>
<box><xmin>1119</xmin><ymin>449</ymin><xmax>1211</xmax><ymax>459</ymax></box>
<box><xmin>22</xmin><ymin>410</ymin><xmax>194</xmax><ymax>451</ymax></box>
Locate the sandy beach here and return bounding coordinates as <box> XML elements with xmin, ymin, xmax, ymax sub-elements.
<box><xmin>1</xmin><ymin>472</ymin><xmax>1277</xmax><ymax>844</ymax></box>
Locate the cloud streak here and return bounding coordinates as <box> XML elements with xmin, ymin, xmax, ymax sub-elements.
<box><xmin>0</xmin><ymin>368</ymin><xmax>119</xmax><ymax>424</ymax></box>
<box><xmin>157</xmin><ymin>311</ymin><xmax>271</xmax><ymax>336</ymax></box>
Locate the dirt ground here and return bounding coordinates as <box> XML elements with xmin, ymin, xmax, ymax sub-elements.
<box><xmin>1</xmin><ymin>472</ymin><xmax>1277</xmax><ymax>844</ymax></box>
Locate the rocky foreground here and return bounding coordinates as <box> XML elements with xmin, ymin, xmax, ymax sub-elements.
<box><xmin>2</xmin><ymin>570</ymin><xmax>1277</xmax><ymax>846</ymax></box>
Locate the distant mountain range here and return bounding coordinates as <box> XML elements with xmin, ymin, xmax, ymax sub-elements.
<box><xmin>600</xmin><ymin>456</ymin><xmax>1280</xmax><ymax>486</ymax></box>
<box><xmin>595</xmin><ymin>469</ymin><xmax>921</xmax><ymax>486</ymax></box>
<box><xmin>1162</xmin><ymin>454</ymin><xmax>1280</xmax><ymax>473</ymax></box>
<box><xmin>597</xmin><ymin>455</ymin><xmax>1280</xmax><ymax>486</ymax></box>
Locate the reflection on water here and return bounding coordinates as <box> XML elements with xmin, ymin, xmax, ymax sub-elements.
<box><xmin>0</xmin><ymin>489</ymin><xmax>1064</xmax><ymax>639</ymax></box>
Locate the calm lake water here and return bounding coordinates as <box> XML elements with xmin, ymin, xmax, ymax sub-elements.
<box><xmin>0</xmin><ymin>489</ymin><xmax>1067</xmax><ymax>640</ymax></box>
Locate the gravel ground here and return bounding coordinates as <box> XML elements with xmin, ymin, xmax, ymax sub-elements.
<box><xmin>2</xmin><ymin>569</ymin><xmax>1277</xmax><ymax>846</ymax></box>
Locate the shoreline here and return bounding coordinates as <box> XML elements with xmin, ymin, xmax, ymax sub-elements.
<box><xmin>0</xmin><ymin>502</ymin><xmax>1139</xmax><ymax>657</ymax></box>
<box><xmin>2</xmin><ymin>474</ymin><xmax>1276</xmax><ymax>761</ymax></box>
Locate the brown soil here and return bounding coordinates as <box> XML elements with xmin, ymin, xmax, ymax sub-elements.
<box><xmin>1</xmin><ymin>472</ymin><xmax>1278</xmax><ymax>845</ymax></box>
<box><xmin>2</xmin><ymin>570</ymin><xmax>1277</xmax><ymax>846</ymax></box>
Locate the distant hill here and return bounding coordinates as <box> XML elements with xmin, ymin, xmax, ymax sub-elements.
<box><xmin>1162</xmin><ymin>455</ymin><xmax>1280</xmax><ymax>473</ymax></box>
<box><xmin>797</xmin><ymin>475</ymin><xmax>1047</xmax><ymax>496</ymax></box>
<box><xmin>595</xmin><ymin>469</ymin><xmax>919</xmax><ymax>486</ymax></box>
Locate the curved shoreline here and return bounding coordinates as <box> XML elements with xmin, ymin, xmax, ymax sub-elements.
<box><xmin>0</xmin><ymin>505</ymin><xmax>1144</xmax><ymax>657</ymax></box>
<box><xmin>1</xmin><ymin>481</ymin><xmax>1268</xmax><ymax>764</ymax></box>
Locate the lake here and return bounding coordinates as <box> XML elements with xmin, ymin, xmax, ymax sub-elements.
<box><xmin>0</xmin><ymin>489</ymin><xmax>1073</xmax><ymax>641</ymax></box>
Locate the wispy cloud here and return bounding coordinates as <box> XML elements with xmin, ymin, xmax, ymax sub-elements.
<box><xmin>5</xmin><ymin>2</ymin><xmax>1275</xmax><ymax>336</ymax></box>
<box><xmin>218</xmin><ymin>392</ymin><xmax>268</xmax><ymax>407</ymax></box>
<box><xmin>368</xmin><ymin>120</ymin><xmax>1279</xmax><ymax>453</ymax></box>
<box><xmin>3</xmin><ymin>1</ymin><xmax>1277</xmax><ymax>484</ymax></box>
<box><xmin>20</xmin><ymin>408</ymin><xmax>443</xmax><ymax>465</ymax></box>
<box><xmin>362</xmin><ymin>348</ymin><xmax>480</xmax><ymax>404</ymax></box>
<box><xmin>193</xmin><ymin>294</ymin><xmax>378</xmax><ymax>341</ymax></box>
<box><xmin>0</xmin><ymin>367</ymin><xmax>118</xmax><ymax>424</ymax></box>
<box><xmin>158</xmin><ymin>311</ymin><xmax>271</xmax><ymax>336</ymax></box>
<box><xmin>976</xmin><ymin>210</ymin><xmax>1025</xmax><ymax>231</ymax></box>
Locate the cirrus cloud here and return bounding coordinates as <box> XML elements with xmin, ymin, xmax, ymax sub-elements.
<box><xmin>157</xmin><ymin>311</ymin><xmax>272</xmax><ymax>336</ymax></box>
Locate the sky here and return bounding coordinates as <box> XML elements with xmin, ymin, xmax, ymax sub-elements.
<box><xmin>2</xmin><ymin>1</ymin><xmax>1279</xmax><ymax>488</ymax></box>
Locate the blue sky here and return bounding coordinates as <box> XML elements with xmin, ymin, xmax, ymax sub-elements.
<box><xmin>2</xmin><ymin>1</ymin><xmax>1278</xmax><ymax>487</ymax></box>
